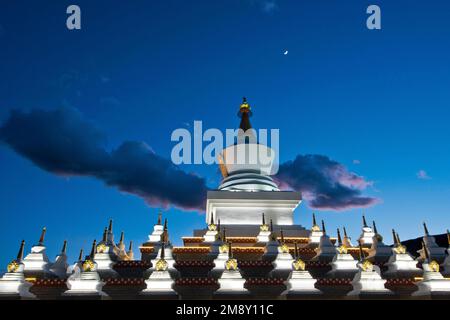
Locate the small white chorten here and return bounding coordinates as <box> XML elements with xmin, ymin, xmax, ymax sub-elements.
<box><xmin>93</xmin><ymin>221</ymin><xmax>119</xmax><ymax>278</ymax></box>
<box><xmin>203</xmin><ymin>213</ymin><xmax>219</xmax><ymax>243</ymax></box>
<box><xmin>385</xmin><ymin>230</ymin><xmax>421</xmax><ymax>278</ymax></box>
<box><xmin>366</xmin><ymin>221</ymin><xmax>392</xmax><ymax>263</ymax></box>
<box><xmin>417</xmin><ymin>223</ymin><xmax>446</xmax><ymax>263</ymax></box>
<box><xmin>283</xmin><ymin>243</ymin><xmax>321</xmax><ymax>296</ymax></box>
<box><xmin>311</xmin><ymin>220</ymin><xmax>336</xmax><ymax>262</ymax></box>
<box><xmin>147</xmin><ymin>220</ymin><xmax>178</xmax><ymax>277</ymax></box>
<box><xmin>64</xmin><ymin>240</ymin><xmax>108</xmax><ymax>298</ymax></box>
<box><xmin>141</xmin><ymin>243</ymin><xmax>177</xmax><ymax>296</ymax></box>
<box><xmin>0</xmin><ymin>240</ymin><xmax>36</xmax><ymax>299</ymax></box>
<box><xmin>327</xmin><ymin>228</ymin><xmax>358</xmax><ymax>277</ymax></box>
<box><xmin>413</xmin><ymin>241</ymin><xmax>450</xmax><ymax>296</ymax></box>
<box><xmin>216</xmin><ymin>243</ymin><xmax>248</xmax><ymax>295</ymax></box>
<box><xmin>49</xmin><ymin>240</ymin><xmax>69</xmax><ymax>279</ymax></box>
<box><xmin>308</xmin><ymin>213</ymin><xmax>323</xmax><ymax>245</ymax></box>
<box><xmin>256</xmin><ymin>213</ymin><xmax>272</xmax><ymax>243</ymax></box>
<box><xmin>22</xmin><ymin>227</ymin><xmax>51</xmax><ymax>277</ymax></box>
<box><xmin>148</xmin><ymin>211</ymin><xmax>165</xmax><ymax>243</ymax></box>
<box><xmin>357</xmin><ymin>215</ymin><xmax>375</xmax><ymax>247</ymax></box>
<box><xmin>270</xmin><ymin>229</ymin><xmax>294</xmax><ymax>277</ymax></box>
<box><xmin>348</xmin><ymin>245</ymin><xmax>392</xmax><ymax>297</ymax></box>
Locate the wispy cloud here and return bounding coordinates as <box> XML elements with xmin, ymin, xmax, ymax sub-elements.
<box><xmin>353</xmin><ymin>159</ymin><xmax>361</xmax><ymax>165</ymax></box>
<box><xmin>416</xmin><ymin>170</ymin><xmax>431</xmax><ymax>180</ymax></box>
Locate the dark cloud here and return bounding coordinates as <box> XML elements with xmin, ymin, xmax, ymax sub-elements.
<box><xmin>0</xmin><ymin>108</ymin><xmax>207</xmax><ymax>211</ymax></box>
<box><xmin>275</xmin><ymin>155</ymin><xmax>379</xmax><ymax>211</ymax></box>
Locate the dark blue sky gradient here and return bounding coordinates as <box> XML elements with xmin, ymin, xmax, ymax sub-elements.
<box><xmin>1</xmin><ymin>1</ymin><xmax>450</xmax><ymax>268</ymax></box>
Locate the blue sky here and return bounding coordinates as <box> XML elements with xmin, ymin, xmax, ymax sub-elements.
<box><xmin>1</xmin><ymin>0</ymin><xmax>450</xmax><ymax>269</ymax></box>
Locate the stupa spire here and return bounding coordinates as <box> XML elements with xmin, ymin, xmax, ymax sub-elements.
<box><xmin>343</xmin><ymin>227</ymin><xmax>349</xmax><ymax>238</ymax></box>
<box><xmin>78</xmin><ymin>249</ymin><xmax>84</xmax><ymax>261</ymax></box>
<box><xmin>280</xmin><ymin>229</ymin><xmax>285</xmax><ymax>244</ymax></box>
<box><xmin>422</xmin><ymin>241</ymin><xmax>430</xmax><ymax>262</ymax></box>
<box><xmin>372</xmin><ymin>221</ymin><xmax>378</xmax><ymax>234</ymax></box>
<box><xmin>102</xmin><ymin>227</ymin><xmax>107</xmax><ymax>242</ymax></box>
<box><xmin>89</xmin><ymin>240</ymin><xmax>97</xmax><ymax>259</ymax></box>
<box><xmin>447</xmin><ymin>229</ymin><xmax>450</xmax><ymax>245</ymax></box>
<box><xmin>160</xmin><ymin>242</ymin><xmax>165</xmax><ymax>260</ymax></box>
<box><xmin>163</xmin><ymin>218</ymin><xmax>169</xmax><ymax>243</ymax></box>
<box><xmin>128</xmin><ymin>241</ymin><xmax>133</xmax><ymax>252</ymax></box>
<box><xmin>38</xmin><ymin>227</ymin><xmax>47</xmax><ymax>245</ymax></box>
<box><xmin>238</xmin><ymin>97</ymin><xmax>252</xmax><ymax>132</ymax></box>
<box><xmin>321</xmin><ymin>220</ymin><xmax>326</xmax><ymax>235</ymax></box>
<box><xmin>362</xmin><ymin>214</ymin><xmax>368</xmax><ymax>228</ymax></box>
<box><xmin>423</xmin><ymin>222</ymin><xmax>430</xmax><ymax>236</ymax></box>
<box><xmin>312</xmin><ymin>213</ymin><xmax>317</xmax><ymax>227</ymax></box>
<box><xmin>119</xmin><ymin>231</ymin><xmax>124</xmax><ymax>245</ymax></box>
<box><xmin>222</xmin><ymin>227</ymin><xmax>227</xmax><ymax>243</ymax></box>
<box><xmin>392</xmin><ymin>229</ymin><xmax>399</xmax><ymax>245</ymax></box>
<box><xmin>358</xmin><ymin>241</ymin><xmax>365</xmax><ymax>262</ymax></box>
<box><xmin>337</xmin><ymin>228</ymin><xmax>343</xmax><ymax>246</ymax></box>
<box><xmin>157</xmin><ymin>211</ymin><xmax>162</xmax><ymax>225</ymax></box>
<box><xmin>17</xmin><ymin>240</ymin><xmax>25</xmax><ymax>261</ymax></box>
<box><xmin>61</xmin><ymin>240</ymin><xmax>68</xmax><ymax>254</ymax></box>
<box><xmin>108</xmin><ymin>219</ymin><xmax>113</xmax><ymax>233</ymax></box>
<box><xmin>262</xmin><ymin>213</ymin><xmax>266</xmax><ymax>226</ymax></box>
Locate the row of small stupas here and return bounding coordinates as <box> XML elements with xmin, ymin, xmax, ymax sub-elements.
<box><xmin>1</xmin><ymin>212</ymin><xmax>450</xmax><ymax>299</ymax></box>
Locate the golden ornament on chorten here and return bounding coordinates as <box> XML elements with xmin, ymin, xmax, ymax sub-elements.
<box><xmin>97</xmin><ymin>243</ymin><xmax>107</xmax><ymax>253</ymax></box>
<box><xmin>7</xmin><ymin>260</ymin><xmax>20</xmax><ymax>273</ymax></box>
<box><xmin>260</xmin><ymin>224</ymin><xmax>269</xmax><ymax>232</ymax></box>
<box><xmin>429</xmin><ymin>260</ymin><xmax>440</xmax><ymax>273</ymax></box>
<box><xmin>82</xmin><ymin>260</ymin><xmax>95</xmax><ymax>272</ymax></box>
<box><xmin>393</xmin><ymin>244</ymin><xmax>407</xmax><ymax>254</ymax></box>
<box><xmin>279</xmin><ymin>243</ymin><xmax>290</xmax><ymax>254</ymax></box>
<box><xmin>337</xmin><ymin>245</ymin><xmax>348</xmax><ymax>254</ymax></box>
<box><xmin>219</xmin><ymin>243</ymin><xmax>229</xmax><ymax>254</ymax></box>
<box><xmin>361</xmin><ymin>260</ymin><xmax>373</xmax><ymax>272</ymax></box>
<box><xmin>208</xmin><ymin>223</ymin><xmax>217</xmax><ymax>232</ymax></box>
<box><xmin>155</xmin><ymin>259</ymin><xmax>168</xmax><ymax>271</ymax></box>
<box><xmin>225</xmin><ymin>258</ymin><xmax>238</xmax><ymax>271</ymax></box>
<box><xmin>292</xmin><ymin>258</ymin><xmax>306</xmax><ymax>271</ymax></box>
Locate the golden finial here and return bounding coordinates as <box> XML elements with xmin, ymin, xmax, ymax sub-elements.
<box><xmin>82</xmin><ymin>259</ymin><xmax>95</xmax><ymax>272</ymax></box>
<box><xmin>240</xmin><ymin>97</ymin><xmax>250</xmax><ymax>111</ymax></box>
<box><xmin>38</xmin><ymin>227</ymin><xmax>47</xmax><ymax>245</ymax></box>
<box><xmin>61</xmin><ymin>240</ymin><xmax>67</xmax><ymax>254</ymax></box>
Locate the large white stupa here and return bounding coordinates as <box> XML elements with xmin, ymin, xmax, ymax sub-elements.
<box><xmin>202</xmin><ymin>98</ymin><xmax>303</xmax><ymax>237</ymax></box>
